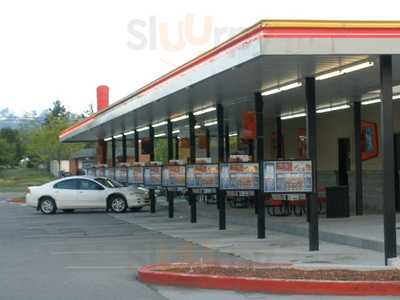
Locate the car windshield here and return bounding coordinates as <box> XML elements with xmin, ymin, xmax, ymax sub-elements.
<box><xmin>94</xmin><ymin>178</ymin><xmax>123</xmax><ymax>188</ymax></box>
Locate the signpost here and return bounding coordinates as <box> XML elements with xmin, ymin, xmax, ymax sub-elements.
<box><xmin>87</xmin><ymin>167</ymin><xmax>96</xmax><ymax>176</ymax></box>
<box><xmin>129</xmin><ymin>166</ymin><xmax>144</xmax><ymax>185</ymax></box>
<box><xmin>186</xmin><ymin>164</ymin><xmax>219</xmax><ymax>189</ymax></box>
<box><xmin>162</xmin><ymin>165</ymin><xmax>186</xmax><ymax>187</ymax></box>
<box><xmin>219</xmin><ymin>163</ymin><xmax>259</xmax><ymax>190</ymax></box>
<box><xmin>264</xmin><ymin>160</ymin><xmax>313</xmax><ymax>193</ymax></box>
<box><xmin>105</xmin><ymin>167</ymin><xmax>115</xmax><ymax>179</ymax></box>
<box><xmin>143</xmin><ymin>165</ymin><xmax>162</xmax><ymax>187</ymax></box>
<box><xmin>115</xmin><ymin>166</ymin><xmax>128</xmax><ymax>184</ymax></box>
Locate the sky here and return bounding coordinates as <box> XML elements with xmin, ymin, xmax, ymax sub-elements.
<box><xmin>0</xmin><ymin>0</ymin><xmax>399</xmax><ymax>116</ymax></box>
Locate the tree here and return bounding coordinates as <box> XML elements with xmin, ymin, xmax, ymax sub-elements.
<box><xmin>25</xmin><ymin>115</ymin><xmax>84</xmax><ymax>169</ymax></box>
<box><xmin>0</xmin><ymin>138</ymin><xmax>16</xmax><ymax>165</ymax></box>
<box><xmin>45</xmin><ymin>100</ymin><xmax>67</xmax><ymax>123</ymax></box>
<box><xmin>0</xmin><ymin>128</ymin><xmax>22</xmax><ymax>164</ymax></box>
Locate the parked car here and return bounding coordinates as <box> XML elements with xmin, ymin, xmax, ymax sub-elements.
<box><xmin>26</xmin><ymin>176</ymin><xmax>149</xmax><ymax>214</ymax></box>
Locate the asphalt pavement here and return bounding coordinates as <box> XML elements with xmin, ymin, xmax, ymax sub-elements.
<box><xmin>0</xmin><ymin>195</ymin><xmax>396</xmax><ymax>300</ymax></box>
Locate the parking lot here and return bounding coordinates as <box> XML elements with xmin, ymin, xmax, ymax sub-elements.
<box><xmin>1</xmin><ymin>194</ymin><xmax>397</xmax><ymax>300</ymax></box>
<box><xmin>0</xmin><ymin>195</ymin><xmax>245</xmax><ymax>300</ymax></box>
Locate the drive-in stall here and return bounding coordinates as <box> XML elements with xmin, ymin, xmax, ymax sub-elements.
<box><xmin>63</xmin><ymin>20</ymin><xmax>400</xmax><ymax>264</ymax></box>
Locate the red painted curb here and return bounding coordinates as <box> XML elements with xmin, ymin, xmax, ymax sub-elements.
<box><xmin>137</xmin><ymin>263</ymin><xmax>400</xmax><ymax>296</ymax></box>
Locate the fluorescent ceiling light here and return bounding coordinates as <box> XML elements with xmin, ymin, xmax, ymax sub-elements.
<box><xmin>315</xmin><ymin>70</ymin><xmax>342</xmax><ymax>81</ymax></box>
<box><xmin>113</xmin><ymin>134</ymin><xmax>123</xmax><ymax>139</ymax></box>
<box><xmin>362</xmin><ymin>98</ymin><xmax>381</xmax><ymax>105</ymax></box>
<box><xmin>204</xmin><ymin>120</ymin><xmax>218</xmax><ymax>127</ymax></box>
<box><xmin>316</xmin><ymin>104</ymin><xmax>350</xmax><ymax>114</ymax></box>
<box><xmin>280</xmin><ymin>113</ymin><xmax>306</xmax><ymax>120</ymax></box>
<box><xmin>171</xmin><ymin>115</ymin><xmax>189</xmax><ymax>122</ymax></box>
<box><xmin>262</xmin><ymin>82</ymin><xmax>302</xmax><ymax>96</ymax></box>
<box><xmin>342</xmin><ymin>61</ymin><xmax>374</xmax><ymax>73</ymax></box>
<box><xmin>104</xmin><ymin>137</ymin><xmax>112</xmax><ymax>142</ymax></box>
<box><xmin>316</xmin><ymin>61</ymin><xmax>374</xmax><ymax>81</ymax></box>
<box><xmin>154</xmin><ymin>133</ymin><xmax>166</xmax><ymax>138</ymax></box>
<box><xmin>229</xmin><ymin>133</ymin><xmax>238</xmax><ymax>137</ymax></box>
<box><xmin>137</xmin><ymin>126</ymin><xmax>149</xmax><ymax>132</ymax></box>
<box><xmin>124</xmin><ymin>130</ymin><xmax>135</xmax><ymax>136</ymax></box>
<box><xmin>152</xmin><ymin>121</ymin><xmax>167</xmax><ymax>128</ymax></box>
<box><xmin>393</xmin><ymin>94</ymin><xmax>400</xmax><ymax>100</ymax></box>
<box><xmin>172</xmin><ymin>129</ymin><xmax>180</xmax><ymax>134</ymax></box>
<box><xmin>193</xmin><ymin>106</ymin><xmax>216</xmax><ymax>116</ymax></box>
<box><xmin>194</xmin><ymin>125</ymin><xmax>201</xmax><ymax>129</ymax></box>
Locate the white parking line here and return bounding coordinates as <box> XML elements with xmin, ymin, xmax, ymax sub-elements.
<box><xmin>64</xmin><ymin>265</ymin><xmax>140</xmax><ymax>270</ymax></box>
<box><xmin>52</xmin><ymin>249</ymin><xmax>217</xmax><ymax>255</ymax></box>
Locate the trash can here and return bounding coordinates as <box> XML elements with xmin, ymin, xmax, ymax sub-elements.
<box><xmin>326</xmin><ymin>186</ymin><xmax>350</xmax><ymax>218</ymax></box>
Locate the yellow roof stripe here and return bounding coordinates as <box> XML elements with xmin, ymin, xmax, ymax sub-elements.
<box><xmin>261</xmin><ymin>20</ymin><xmax>400</xmax><ymax>29</ymax></box>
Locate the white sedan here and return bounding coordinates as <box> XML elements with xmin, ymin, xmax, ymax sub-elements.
<box><xmin>26</xmin><ymin>176</ymin><xmax>149</xmax><ymax>214</ymax></box>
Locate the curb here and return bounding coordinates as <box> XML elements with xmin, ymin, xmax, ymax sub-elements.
<box><xmin>138</xmin><ymin>263</ymin><xmax>400</xmax><ymax>296</ymax></box>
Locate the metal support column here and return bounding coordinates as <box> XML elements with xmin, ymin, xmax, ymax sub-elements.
<box><xmin>149</xmin><ymin>125</ymin><xmax>156</xmax><ymax>213</ymax></box>
<box><xmin>111</xmin><ymin>138</ymin><xmax>116</xmax><ymax>167</ymax></box>
<box><xmin>353</xmin><ymin>101</ymin><xmax>363</xmax><ymax>215</ymax></box>
<box><xmin>217</xmin><ymin>104</ymin><xmax>226</xmax><ymax>230</ymax></box>
<box><xmin>175</xmin><ymin>136</ymin><xmax>179</xmax><ymax>160</ymax></box>
<box><xmin>206</xmin><ymin>128</ymin><xmax>211</xmax><ymax>158</ymax></box>
<box><xmin>276</xmin><ymin>117</ymin><xmax>284</xmax><ymax>159</ymax></box>
<box><xmin>225</xmin><ymin>124</ymin><xmax>230</xmax><ymax>161</ymax></box>
<box><xmin>248</xmin><ymin>140</ymin><xmax>254</xmax><ymax>159</ymax></box>
<box><xmin>380</xmin><ymin>55</ymin><xmax>397</xmax><ymax>265</ymax></box>
<box><xmin>189</xmin><ymin>113</ymin><xmax>197</xmax><ymax>223</ymax></box>
<box><xmin>134</xmin><ymin>131</ymin><xmax>139</xmax><ymax>162</ymax></box>
<box><xmin>305</xmin><ymin>77</ymin><xmax>319</xmax><ymax>251</ymax></box>
<box><xmin>255</xmin><ymin>92</ymin><xmax>265</xmax><ymax>239</ymax></box>
<box><xmin>122</xmin><ymin>134</ymin><xmax>127</xmax><ymax>163</ymax></box>
<box><xmin>167</xmin><ymin>120</ymin><xmax>174</xmax><ymax>218</ymax></box>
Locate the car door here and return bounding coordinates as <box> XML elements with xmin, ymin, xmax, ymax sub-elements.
<box><xmin>52</xmin><ymin>179</ymin><xmax>79</xmax><ymax>209</ymax></box>
<box><xmin>77</xmin><ymin>179</ymin><xmax>107</xmax><ymax>208</ymax></box>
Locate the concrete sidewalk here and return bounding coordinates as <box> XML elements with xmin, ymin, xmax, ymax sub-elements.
<box><xmin>169</xmin><ymin>197</ymin><xmax>399</xmax><ymax>253</ymax></box>
<box><xmin>111</xmin><ymin>199</ymin><xmax>388</xmax><ymax>266</ymax></box>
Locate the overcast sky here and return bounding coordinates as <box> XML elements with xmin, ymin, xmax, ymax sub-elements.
<box><xmin>0</xmin><ymin>0</ymin><xmax>399</xmax><ymax>116</ymax></box>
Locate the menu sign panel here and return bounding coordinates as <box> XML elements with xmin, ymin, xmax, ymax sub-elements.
<box><xmin>115</xmin><ymin>167</ymin><xmax>128</xmax><ymax>183</ymax></box>
<box><xmin>186</xmin><ymin>164</ymin><xmax>219</xmax><ymax>188</ymax></box>
<box><xmin>264</xmin><ymin>160</ymin><xmax>313</xmax><ymax>193</ymax></box>
<box><xmin>219</xmin><ymin>163</ymin><xmax>259</xmax><ymax>190</ymax></box>
<box><xmin>162</xmin><ymin>165</ymin><xmax>186</xmax><ymax>187</ymax></box>
<box><xmin>95</xmin><ymin>167</ymin><xmax>105</xmax><ymax>177</ymax></box>
<box><xmin>87</xmin><ymin>168</ymin><xmax>96</xmax><ymax>176</ymax></box>
<box><xmin>105</xmin><ymin>167</ymin><xmax>115</xmax><ymax>179</ymax></box>
<box><xmin>143</xmin><ymin>166</ymin><xmax>162</xmax><ymax>186</ymax></box>
<box><xmin>129</xmin><ymin>166</ymin><xmax>144</xmax><ymax>184</ymax></box>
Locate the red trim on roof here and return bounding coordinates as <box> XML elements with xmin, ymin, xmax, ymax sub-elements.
<box><xmin>59</xmin><ymin>115</ymin><xmax>95</xmax><ymax>139</ymax></box>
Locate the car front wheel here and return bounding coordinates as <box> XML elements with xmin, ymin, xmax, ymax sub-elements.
<box><xmin>40</xmin><ymin>197</ymin><xmax>56</xmax><ymax>215</ymax></box>
<box><xmin>109</xmin><ymin>196</ymin><xmax>127</xmax><ymax>213</ymax></box>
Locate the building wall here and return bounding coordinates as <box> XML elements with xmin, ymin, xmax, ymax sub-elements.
<box><xmin>266</xmin><ymin>101</ymin><xmax>400</xmax><ymax>213</ymax></box>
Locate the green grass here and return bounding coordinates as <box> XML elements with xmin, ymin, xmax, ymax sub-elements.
<box><xmin>0</xmin><ymin>168</ymin><xmax>55</xmax><ymax>192</ymax></box>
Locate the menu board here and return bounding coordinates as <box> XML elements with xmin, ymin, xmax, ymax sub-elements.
<box><xmin>162</xmin><ymin>165</ymin><xmax>186</xmax><ymax>187</ymax></box>
<box><xmin>105</xmin><ymin>167</ymin><xmax>115</xmax><ymax>179</ymax></box>
<box><xmin>115</xmin><ymin>167</ymin><xmax>128</xmax><ymax>183</ymax></box>
<box><xmin>219</xmin><ymin>163</ymin><xmax>259</xmax><ymax>190</ymax></box>
<box><xmin>128</xmin><ymin>166</ymin><xmax>144</xmax><ymax>184</ymax></box>
<box><xmin>264</xmin><ymin>160</ymin><xmax>313</xmax><ymax>193</ymax></box>
<box><xmin>186</xmin><ymin>164</ymin><xmax>219</xmax><ymax>188</ymax></box>
<box><xmin>87</xmin><ymin>168</ymin><xmax>96</xmax><ymax>176</ymax></box>
<box><xmin>143</xmin><ymin>166</ymin><xmax>162</xmax><ymax>186</ymax></box>
<box><xmin>96</xmin><ymin>167</ymin><xmax>105</xmax><ymax>177</ymax></box>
